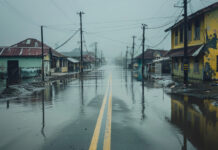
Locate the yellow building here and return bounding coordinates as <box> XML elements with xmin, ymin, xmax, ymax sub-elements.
<box><xmin>166</xmin><ymin>2</ymin><xmax>218</xmax><ymax>80</ymax></box>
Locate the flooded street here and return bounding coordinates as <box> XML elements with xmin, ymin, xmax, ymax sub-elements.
<box><xmin>0</xmin><ymin>64</ymin><xmax>218</xmax><ymax>150</ymax></box>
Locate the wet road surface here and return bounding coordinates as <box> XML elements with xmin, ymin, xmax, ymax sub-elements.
<box><xmin>0</xmin><ymin>64</ymin><xmax>218</xmax><ymax>150</ymax></box>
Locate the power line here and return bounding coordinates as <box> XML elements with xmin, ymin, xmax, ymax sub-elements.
<box><xmin>85</xmin><ymin>32</ymin><xmax>129</xmax><ymax>45</ymax></box>
<box><xmin>43</xmin><ymin>15</ymin><xmax>177</xmax><ymax>28</ymax></box>
<box><xmin>54</xmin><ymin>29</ymin><xmax>79</xmax><ymax>49</ymax></box>
<box><xmin>83</xmin><ymin>16</ymin><xmax>178</xmax><ymax>25</ymax></box>
<box><xmin>147</xmin><ymin>32</ymin><xmax>170</xmax><ymax>48</ymax></box>
<box><xmin>146</xmin><ymin>8</ymin><xmax>184</xmax><ymax>48</ymax></box>
<box><xmin>45</xmin><ymin>26</ymin><xmax>79</xmax><ymax>33</ymax></box>
<box><xmin>2</xmin><ymin>0</ymin><xmax>39</xmax><ymax>26</ymax></box>
<box><xmin>82</xmin><ymin>33</ymin><xmax>89</xmax><ymax>52</ymax></box>
<box><xmin>147</xmin><ymin>20</ymin><xmax>177</xmax><ymax>30</ymax></box>
<box><xmin>87</xmin><ymin>26</ymin><xmax>139</xmax><ymax>34</ymax></box>
<box><xmin>50</xmin><ymin>0</ymin><xmax>72</xmax><ymax>21</ymax></box>
<box><xmin>84</xmin><ymin>23</ymin><xmax>140</xmax><ymax>30</ymax></box>
<box><xmin>189</xmin><ymin>0</ymin><xmax>194</xmax><ymax>14</ymax></box>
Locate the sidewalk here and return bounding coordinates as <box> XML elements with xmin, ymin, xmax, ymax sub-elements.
<box><xmin>150</xmin><ymin>74</ymin><xmax>218</xmax><ymax>100</ymax></box>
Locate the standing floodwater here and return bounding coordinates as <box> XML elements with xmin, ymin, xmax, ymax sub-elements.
<box><xmin>0</xmin><ymin>65</ymin><xmax>217</xmax><ymax>150</ymax></box>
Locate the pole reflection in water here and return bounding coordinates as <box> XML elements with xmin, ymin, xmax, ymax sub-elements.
<box><xmin>125</xmin><ymin>69</ymin><xmax>128</xmax><ymax>93</ymax></box>
<box><xmin>131</xmin><ymin>71</ymin><xmax>135</xmax><ymax>104</ymax></box>
<box><xmin>141</xmin><ymin>77</ymin><xmax>145</xmax><ymax>120</ymax></box>
<box><xmin>95</xmin><ymin>71</ymin><xmax>97</xmax><ymax>95</ymax></box>
<box><xmin>6</xmin><ymin>100</ymin><xmax>9</xmax><ymax>109</ymax></box>
<box><xmin>41</xmin><ymin>90</ymin><xmax>46</xmax><ymax>138</ymax></box>
<box><xmin>80</xmin><ymin>76</ymin><xmax>84</xmax><ymax>106</ymax></box>
<box><xmin>182</xmin><ymin>95</ymin><xmax>188</xmax><ymax>150</ymax></box>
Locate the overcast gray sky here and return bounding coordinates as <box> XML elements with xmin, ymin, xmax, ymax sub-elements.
<box><xmin>0</xmin><ymin>0</ymin><xmax>217</xmax><ymax>58</ymax></box>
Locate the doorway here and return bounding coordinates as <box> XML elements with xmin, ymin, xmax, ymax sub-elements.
<box><xmin>7</xmin><ymin>60</ymin><xmax>19</xmax><ymax>83</ymax></box>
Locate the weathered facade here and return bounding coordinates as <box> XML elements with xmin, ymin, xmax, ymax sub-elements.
<box><xmin>134</xmin><ymin>49</ymin><xmax>168</xmax><ymax>73</ymax></box>
<box><xmin>166</xmin><ymin>2</ymin><xmax>218</xmax><ymax>80</ymax></box>
<box><xmin>61</xmin><ymin>48</ymin><xmax>95</xmax><ymax>70</ymax></box>
<box><xmin>67</xmin><ymin>58</ymin><xmax>80</xmax><ymax>72</ymax></box>
<box><xmin>152</xmin><ymin>57</ymin><xmax>171</xmax><ymax>74</ymax></box>
<box><xmin>0</xmin><ymin>38</ymin><xmax>68</xmax><ymax>80</ymax></box>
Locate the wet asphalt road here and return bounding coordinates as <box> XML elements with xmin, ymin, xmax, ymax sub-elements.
<box><xmin>0</xmin><ymin>64</ymin><xmax>218</xmax><ymax>150</ymax></box>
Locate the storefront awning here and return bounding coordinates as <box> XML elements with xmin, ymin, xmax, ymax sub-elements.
<box><xmin>167</xmin><ymin>45</ymin><xmax>204</xmax><ymax>57</ymax></box>
<box><xmin>67</xmin><ymin>58</ymin><xmax>79</xmax><ymax>63</ymax></box>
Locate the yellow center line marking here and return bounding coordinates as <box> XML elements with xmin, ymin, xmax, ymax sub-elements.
<box><xmin>103</xmin><ymin>78</ymin><xmax>112</xmax><ymax>150</ymax></box>
<box><xmin>89</xmin><ymin>75</ymin><xmax>112</xmax><ymax>150</ymax></box>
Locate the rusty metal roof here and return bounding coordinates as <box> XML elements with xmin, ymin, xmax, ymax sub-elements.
<box><xmin>83</xmin><ymin>55</ymin><xmax>95</xmax><ymax>63</ymax></box>
<box><xmin>135</xmin><ymin>49</ymin><xmax>168</xmax><ymax>59</ymax></box>
<box><xmin>165</xmin><ymin>2</ymin><xmax>218</xmax><ymax>32</ymax></box>
<box><xmin>0</xmin><ymin>47</ymin><xmax>44</xmax><ymax>57</ymax></box>
<box><xmin>166</xmin><ymin>45</ymin><xmax>203</xmax><ymax>57</ymax></box>
<box><xmin>0</xmin><ymin>38</ymin><xmax>66</xmax><ymax>58</ymax></box>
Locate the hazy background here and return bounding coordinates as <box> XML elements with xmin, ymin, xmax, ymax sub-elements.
<box><xmin>0</xmin><ymin>0</ymin><xmax>217</xmax><ymax>58</ymax></box>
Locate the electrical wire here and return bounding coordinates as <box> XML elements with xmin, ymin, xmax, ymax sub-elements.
<box><xmin>45</xmin><ymin>26</ymin><xmax>78</xmax><ymax>33</ymax></box>
<box><xmin>85</xmin><ymin>31</ymin><xmax>129</xmax><ymax>45</ymax></box>
<box><xmin>146</xmin><ymin>8</ymin><xmax>184</xmax><ymax>48</ymax></box>
<box><xmin>189</xmin><ymin>0</ymin><xmax>194</xmax><ymax>14</ymax></box>
<box><xmin>50</xmin><ymin>0</ymin><xmax>72</xmax><ymax>21</ymax></box>
<box><xmin>147</xmin><ymin>20</ymin><xmax>177</xmax><ymax>30</ymax></box>
<box><xmin>134</xmin><ymin>41</ymin><xmax>142</xmax><ymax>57</ymax></box>
<box><xmin>54</xmin><ymin>29</ymin><xmax>79</xmax><ymax>49</ymax></box>
<box><xmin>82</xmin><ymin>33</ymin><xmax>89</xmax><ymax>52</ymax></box>
<box><xmin>2</xmin><ymin>0</ymin><xmax>39</xmax><ymax>27</ymax></box>
<box><xmin>84</xmin><ymin>16</ymin><xmax>178</xmax><ymax>25</ymax></box>
<box><xmin>87</xmin><ymin>26</ymin><xmax>139</xmax><ymax>34</ymax></box>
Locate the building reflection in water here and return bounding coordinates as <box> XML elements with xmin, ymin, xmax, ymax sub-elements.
<box><xmin>171</xmin><ymin>94</ymin><xmax>218</xmax><ymax>150</ymax></box>
<box><xmin>80</xmin><ymin>77</ymin><xmax>84</xmax><ymax>106</ymax></box>
<box><xmin>41</xmin><ymin>90</ymin><xmax>46</xmax><ymax>139</ymax></box>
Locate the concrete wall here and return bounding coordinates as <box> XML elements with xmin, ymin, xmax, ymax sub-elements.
<box><xmin>204</xmin><ymin>8</ymin><xmax>218</xmax><ymax>80</ymax></box>
<box><xmin>172</xmin><ymin>57</ymin><xmax>204</xmax><ymax>80</ymax></box>
<box><xmin>0</xmin><ymin>57</ymin><xmax>42</xmax><ymax>78</ymax></box>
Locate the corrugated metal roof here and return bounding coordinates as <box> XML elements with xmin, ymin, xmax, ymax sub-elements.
<box><xmin>135</xmin><ymin>49</ymin><xmax>168</xmax><ymax>59</ymax></box>
<box><xmin>0</xmin><ymin>47</ymin><xmax>48</xmax><ymax>57</ymax></box>
<box><xmin>67</xmin><ymin>58</ymin><xmax>79</xmax><ymax>63</ymax></box>
<box><xmin>166</xmin><ymin>45</ymin><xmax>203</xmax><ymax>57</ymax></box>
<box><xmin>153</xmin><ymin>57</ymin><xmax>170</xmax><ymax>63</ymax></box>
<box><xmin>0</xmin><ymin>38</ymin><xmax>67</xmax><ymax>58</ymax></box>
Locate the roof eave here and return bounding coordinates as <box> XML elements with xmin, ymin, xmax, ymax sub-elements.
<box><xmin>165</xmin><ymin>2</ymin><xmax>218</xmax><ymax>32</ymax></box>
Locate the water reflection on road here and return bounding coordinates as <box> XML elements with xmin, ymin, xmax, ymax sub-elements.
<box><xmin>0</xmin><ymin>65</ymin><xmax>217</xmax><ymax>150</ymax></box>
<box><xmin>171</xmin><ymin>94</ymin><xmax>218</xmax><ymax>150</ymax></box>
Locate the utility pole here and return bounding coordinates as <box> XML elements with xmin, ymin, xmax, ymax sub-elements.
<box><xmin>183</xmin><ymin>0</ymin><xmax>188</xmax><ymax>85</ymax></box>
<box><xmin>94</xmin><ymin>42</ymin><xmax>97</xmax><ymax>68</ymax></box>
<box><xmin>77</xmin><ymin>11</ymin><xmax>84</xmax><ymax>73</ymax></box>
<box><xmin>131</xmin><ymin>36</ymin><xmax>136</xmax><ymax>69</ymax></box>
<box><xmin>41</xmin><ymin>26</ymin><xmax>44</xmax><ymax>82</ymax></box>
<box><xmin>142</xmin><ymin>24</ymin><xmax>147</xmax><ymax>78</ymax></box>
<box><xmin>126</xmin><ymin>46</ymin><xmax>129</xmax><ymax>69</ymax></box>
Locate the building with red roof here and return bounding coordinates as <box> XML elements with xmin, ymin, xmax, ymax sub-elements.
<box><xmin>0</xmin><ymin>38</ymin><xmax>68</xmax><ymax>81</ymax></box>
